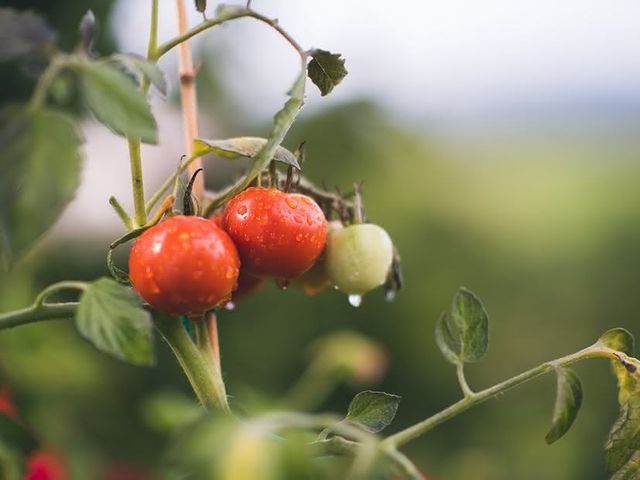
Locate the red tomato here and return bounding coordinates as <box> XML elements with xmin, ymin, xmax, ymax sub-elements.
<box><xmin>25</xmin><ymin>450</ymin><xmax>67</xmax><ymax>480</ymax></box>
<box><xmin>0</xmin><ymin>386</ymin><xmax>17</xmax><ymax>419</ymax></box>
<box><xmin>129</xmin><ymin>216</ymin><xmax>240</xmax><ymax>316</ymax></box>
<box><xmin>222</xmin><ymin>188</ymin><xmax>327</xmax><ymax>279</ymax></box>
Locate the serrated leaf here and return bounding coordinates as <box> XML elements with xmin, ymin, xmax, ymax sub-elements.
<box><xmin>0</xmin><ymin>414</ymin><xmax>37</xmax><ymax>456</ymax></box>
<box><xmin>0</xmin><ymin>107</ymin><xmax>82</xmax><ymax>269</ymax></box>
<box><xmin>111</xmin><ymin>53</ymin><xmax>167</xmax><ymax>96</ymax></box>
<box><xmin>307</xmin><ymin>50</ymin><xmax>347</xmax><ymax>96</ymax></box>
<box><xmin>76</xmin><ymin>278</ymin><xmax>155</xmax><ymax>366</ymax></box>
<box><xmin>0</xmin><ymin>8</ymin><xmax>57</xmax><ymax>62</ymax></box>
<box><xmin>600</xmin><ymin>328</ymin><xmax>635</xmax><ymax>356</ymax></box>
<box><xmin>345</xmin><ymin>390</ymin><xmax>401</xmax><ymax>433</ymax></box>
<box><xmin>435</xmin><ymin>287</ymin><xmax>489</xmax><ymax>365</ymax></box>
<box><xmin>545</xmin><ymin>367</ymin><xmax>583</xmax><ymax>444</ymax></box>
<box><xmin>193</xmin><ymin>137</ymin><xmax>300</xmax><ymax>169</ymax></box>
<box><xmin>450</xmin><ymin>287</ymin><xmax>489</xmax><ymax>363</ymax></box>
<box><xmin>79</xmin><ymin>61</ymin><xmax>157</xmax><ymax>143</ymax></box>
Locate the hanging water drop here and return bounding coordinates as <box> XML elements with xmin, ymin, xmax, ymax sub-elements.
<box><xmin>224</xmin><ymin>301</ymin><xmax>236</xmax><ymax>311</ymax></box>
<box><xmin>276</xmin><ymin>279</ymin><xmax>290</xmax><ymax>290</ymax></box>
<box><xmin>348</xmin><ymin>294</ymin><xmax>363</xmax><ymax>307</ymax></box>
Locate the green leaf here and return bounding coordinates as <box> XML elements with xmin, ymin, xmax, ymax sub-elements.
<box><xmin>307</xmin><ymin>49</ymin><xmax>348</xmax><ymax>96</ymax></box>
<box><xmin>193</xmin><ymin>137</ymin><xmax>300</xmax><ymax>169</ymax></box>
<box><xmin>110</xmin><ymin>54</ymin><xmax>167</xmax><ymax>96</ymax></box>
<box><xmin>0</xmin><ymin>8</ymin><xmax>57</xmax><ymax>62</ymax></box>
<box><xmin>604</xmin><ymin>329</ymin><xmax>640</xmax><ymax>478</ymax></box>
<box><xmin>195</xmin><ymin>0</ymin><xmax>207</xmax><ymax>13</ymax></box>
<box><xmin>76</xmin><ymin>278</ymin><xmax>155</xmax><ymax>366</ymax></box>
<box><xmin>345</xmin><ymin>390</ymin><xmax>401</xmax><ymax>433</ymax></box>
<box><xmin>545</xmin><ymin>367</ymin><xmax>583</xmax><ymax>444</ymax></box>
<box><xmin>79</xmin><ymin>62</ymin><xmax>157</xmax><ymax>143</ymax></box>
<box><xmin>0</xmin><ymin>107</ymin><xmax>82</xmax><ymax>269</ymax></box>
<box><xmin>600</xmin><ymin>328</ymin><xmax>635</xmax><ymax>356</ymax></box>
<box><xmin>0</xmin><ymin>414</ymin><xmax>38</xmax><ymax>457</ymax></box>
<box><xmin>435</xmin><ymin>287</ymin><xmax>489</xmax><ymax>364</ymax></box>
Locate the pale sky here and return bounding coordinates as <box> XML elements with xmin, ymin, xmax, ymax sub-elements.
<box><xmin>112</xmin><ymin>0</ymin><xmax>640</xmax><ymax>120</ymax></box>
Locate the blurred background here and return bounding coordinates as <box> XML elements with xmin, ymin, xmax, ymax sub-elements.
<box><xmin>2</xmin><ymin>0</ymin><xmax>640</xmax><ymax>478</ymax></box>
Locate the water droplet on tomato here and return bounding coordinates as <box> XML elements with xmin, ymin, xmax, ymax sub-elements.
<box><xmin>348</xmin><ymin>294</ymin><xmax>363</xmax><ymax>307</ymax></box>
<box><xmin>286</xmin><ymin>198</ymin><xmax>298</xmax><ymax>209</ymax></box>
<box><xmin>295</xmin><ymin>233</ymin><xmax>303</xmax><ymax>241</ymax></box>
<box><xmin>294</xmin><ymin>214</ymin><xmax>304</xmax><ymax>223</ymax></box>
<box><xmin>237</xmin><ymin>205</ymin><xmax>248</xmax><ymax>218</ymax></box>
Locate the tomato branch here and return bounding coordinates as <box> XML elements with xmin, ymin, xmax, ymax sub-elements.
<box><xmin>0</xmin><ymin>303</ymin><xmax>76</xmax><ymax>330</ymax></box>
<box><xmin>153</xmin><ymin>7</ymin><xmax>306</xmax><ymax>61</ymax></box>
<box><xmin>381</xmin><ymin>343</ymin><xmax>640</xmax><ymax>450</ymax></box>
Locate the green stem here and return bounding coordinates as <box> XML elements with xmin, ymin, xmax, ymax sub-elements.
<box><xmin>193</xmin><ymin>315</ymin><xmax>229</xmax><ymax>412</ymax></box>
<box><xmin>29</xmin><ymin>55</ymin><xmax>69</xmax><ymax>109</ymax></box>
<box><xmin>456</xmin><ymin>363</ymin><xmax>473</xmax><ymax>398</ymax></box>
<box><xmin>33</xmin><ymin>281</ymin><xmax>87</xmax><ymax>307</ymax></box>
<box><xmin>382</xmin><ymin>344</ymin><xmax>630</xmax><ymax>449</ymax></box>
<box><xmin>152</xmin><ymin>315</ymin><xmax>230</xmax><ymax>412</ymax></box>
<box><xmin>109</xmin><ymin>196</ymin><xmax>134</xmax><ymax>230</ymax></box>
<box><xmin>154</xmin><ymin>8</ymin><xmax>305</xmax><ymax>61</ymax></box>
<box><xmin>0</xmin><ymin>303</ymin><xmax>77</xmax><ymax>330</ymax></box>
<box><xmin>147</xmin><ymin>0</ymin><xmax>159</xmax><ymax>59</ymax></box>
<box><xmin>128</xmin><ymin>138</ymin><xmax>147</xmax><ymax>227</ymax></box>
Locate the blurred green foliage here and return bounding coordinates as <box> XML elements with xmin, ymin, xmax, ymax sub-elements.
<box><xmin>2</xmin><ymin>2</ymin><xmax>640</xmax><ymax>480</ymax></box>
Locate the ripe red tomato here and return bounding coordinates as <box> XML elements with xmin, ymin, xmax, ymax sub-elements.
<box><xmin>222</xmin><ymin>188</ymin><xmax>327</xmax><ymax>279</ymax></box>
<box><xmin>25</xmin><ymin>450</ymin><xmax>67</xmax><ymax>480</ymax></box>
<box><xmin>129</xmin><ymin>216</ymin><xmax>240</xmax><ymax>316</ymax></box>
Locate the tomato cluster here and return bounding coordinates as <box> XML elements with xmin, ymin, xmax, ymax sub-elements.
<box><xmin>129</xmin><ymin>184</ymin><xmax>396</xmax><ymax>317</ymax></box>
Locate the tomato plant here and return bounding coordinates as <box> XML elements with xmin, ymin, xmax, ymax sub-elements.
<box><xmin>0</xmin><ymin>2</ymin><xmax>638</xmax><ymax>480</ymax></box>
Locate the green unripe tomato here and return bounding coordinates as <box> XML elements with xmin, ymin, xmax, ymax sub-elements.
<box><xmin>325</xmin><ymin>223</ymin><xmax>393</xmax><ymax>295</ymax></box>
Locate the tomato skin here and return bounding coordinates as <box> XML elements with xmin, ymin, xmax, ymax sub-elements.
<box><xmin>325</xmin><ymin>223</ymin><xmax>393</xmax><ymax>295</ymax></box>
<box><xmin>129</xmin><ymin>216</ymin><xmax>240</xmax><ymax>316</ymax></box>
<box><xmin>25</xmin><ymin>450</ymin><xmax>67</xmax><ymax>480</ymax></box>
<box><xmin>222</xmin><ymin>188</ymin><xmax>327</xmax><ymax>279</ymax></box>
